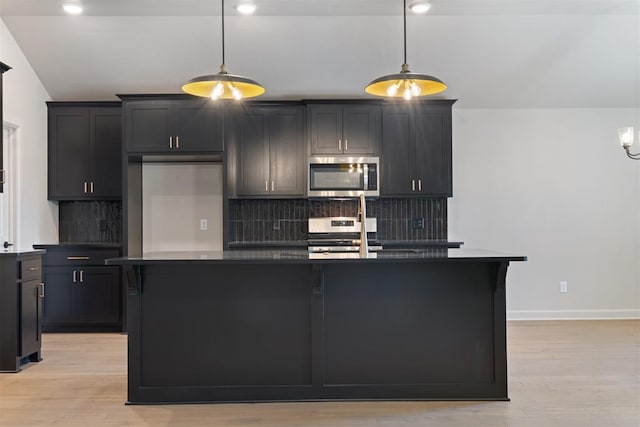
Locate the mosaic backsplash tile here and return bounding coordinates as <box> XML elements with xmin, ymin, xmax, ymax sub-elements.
<box><xmin>59</xmin><ymin>201</ymin><xmax>122</xmax><ymax>244</ymax></box>
<box><xmin>228</xmin><ymin>198</ymin><xmax>447</xmax><ymax>244</ymax></box>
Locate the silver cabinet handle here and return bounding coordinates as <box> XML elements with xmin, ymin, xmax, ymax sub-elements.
<box><xmin>418</xmin><ymin>179</ymin><xmax>422</xmax><ymax>191</ymax></box>
<box><xmin>176</xmin><ymin>136</ymin><xmax>180</xmax><ymax>148</ymax></box>
<box><xmin>265</xmin><ymin>180</ymin><xmax>269</xmax><ymax>192</ymax></box>
<box><xmin>169</xmin><ymin>136</ymin><xmax>173</xmax><ymax>148</ymax></box>
<box><xmin>338</xmin><ymin>139</ymin><xmax>342</xmax><ymax>151</ymax></box>
<box><xmin>412</xmin><ymin>179</ymin><xmax>416</xmax><ymax>192</ymax></box>
<box><xmin>83</xmin><ymin>182</ymin><xmax>88</xmax><ymax>193</ymax></box>
<box><xmin>67</xmin><ymin>256</ymin><xmax>90</xmax><ymax>260</ymax></box>
<box><xmin>38</xmin><ymin>283</ymin><xmax>45</xmax><ymax>298</ymax></box>
<box><xmin>345</xmin><ymin>139</ymin><xmax>348</xmax><ymax>151</ymax></box>
<box><xmin>73</xmin><ymin>270</ymin><xmax>77</xmax><ymax>283</ymax></box>
<box><xmin>27</xmin><ymin>267</ymin><xmax>40</xmax><ymax>272</ymax></box>
<box><xmin>90</xmin><ymin>181</ymin><xmax>94</xmax><ymax>193</ymax></box>
<box><xmin>271</xmin><ymin>181</ymin><xmax>275</xmax><ymax>192</ymax></box>
<box><xmin>79</xmin><ymin>270</ymin><xmax>84</xmax><ymax>283</ymax></box>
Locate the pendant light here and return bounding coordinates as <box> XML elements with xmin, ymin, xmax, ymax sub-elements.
<box><xmin>365</xmin><ymin>0</ymin><xmax>446</xmax><ymax>100</ymax></box>
<box><xmin>182</xmin><ymin>0</ymin><xmax>265</xmax><ymax>100</ymax></box>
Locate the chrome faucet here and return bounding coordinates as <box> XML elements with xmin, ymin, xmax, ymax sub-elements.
<box><xmin>358</xmin><ymin>193</ymin><xmax>369</xmax><ymax>257</ymax></box>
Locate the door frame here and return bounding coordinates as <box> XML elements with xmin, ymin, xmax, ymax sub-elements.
<box><xmin>2</xmin><ymin>121</ymin><xmax>19</xmax><ymax>248</ymax></box>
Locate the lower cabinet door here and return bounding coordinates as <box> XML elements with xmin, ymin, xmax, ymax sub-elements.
<box><xmin>20</xmin><ymin>280</ymin><xmax>42</xmax><ymax>357</ymax></box>
<box><xmin>42</xmin><ymin>267</ymin><xmax>75</xmax><ymax>326</ymax></box>
<box><xmin>43</xmin><ymin>266</ymin><xmax>120</xmax><ymax>327</ymax></box>
<box><xmin>78</xmin><ymin>266</ymin><xmax>120</xmax><ymax>324</ymax></box>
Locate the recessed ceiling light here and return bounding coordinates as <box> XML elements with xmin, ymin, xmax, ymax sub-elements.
<box><xmin>235</xmin><ymin>2</ymin><xmax>257</xmax><ymax>15</ymax></box>
<box><xmin>408</xmin><ymin>1</ymin><xmax>431</xmax><ymax>14</ymax></box>
<box><xmin>62</xmin><ymin>2</ymin><xmax>83</xmax><ymax>15</ymax></box>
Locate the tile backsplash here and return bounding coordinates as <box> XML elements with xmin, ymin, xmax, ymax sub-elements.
<box><xmin>228</xmin><ymin>198</ymin><xmax>447</xmax><ymax>243</ymax></box>
<box><xmin>59</xmin><ymin>201</ymin><xmax>122</xmax><ymax>244</ymax></box>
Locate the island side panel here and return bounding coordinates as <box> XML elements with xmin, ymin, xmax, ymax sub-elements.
<box><xmin>322</xmin><ymin>261</ymin><xmax>507</xmax><ymax>400</ymax></box>
<box><xmin>128</xmin><ymin>263</ymin><xmax>315</xmax><ymax>403</ymax></box>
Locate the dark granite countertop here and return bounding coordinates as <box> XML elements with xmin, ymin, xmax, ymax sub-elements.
<box><xmin>227</xmin><ymin>241</ymin><xmax>308</xmax><ymax>248</ymax></box>
<box><xmin>33</xmin><ymin>243</ymin><xmax>122</xmax><ymax>249</ymax></box>
<box><xmin>106</xmin><ymin>248</ymin><xmax>526</xmax><ymax>265</ymax></box>
<box><xmin>0</xmin><ymin>249</ymin><xmax>45</xmax><ymax>257</ymax></box>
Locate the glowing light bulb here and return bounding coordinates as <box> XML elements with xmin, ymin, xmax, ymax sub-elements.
<box><xmin>63</xmin><ymin>2</ymin><xmax>83</xmax><ymax>15</ymax></box>
<box><xmin>386</xmin><ymin>83</ymin><xmax>400</xmax><ymax>96</ymax></box>
<box><xmin>210</xmin><ymin>82</ymin><xmax>224</xmax><ymax>100</ymax></box>
<box><xmin>232</xmin><ymin>87</ymin><xmax>242</xmax><ymax>101</ymax></box>
<box><xmin>618</xmin><ymin>127</ymin><xmax>635</xmax><ymax>147</ymax></box>
<box><xmin>403</xmin><ymin>88</ymin><xmax>412</xmax><ymax>101</ymax></box>
<box><xmin>410</xmin><ymin>82</ymin><xmax>421</xmax><ymax>97</ymax></box>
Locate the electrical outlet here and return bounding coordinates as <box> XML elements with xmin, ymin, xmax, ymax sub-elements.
<box><xmin>200</xmin><ymin>219</ymin><xmax>208</xmax><ymax>231</ymax></box>
<box><xmin>560</xmin><ymin>281</ymin><xmax>568</xmax><ymax>293</ymax></box>
<box><xmin>412</xmin><ymin>218</ymin><xmax>425</xmax><ymax>229</ymax></box>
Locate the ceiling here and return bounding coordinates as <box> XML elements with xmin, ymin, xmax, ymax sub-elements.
<box><xmin>1</xmin><ymin>0</ymin><xmax>639</xmax><ymax>108</ymax></box>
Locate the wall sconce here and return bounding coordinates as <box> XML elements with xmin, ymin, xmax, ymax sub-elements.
<box><xmin>618</xmin><ymin>127</ymin><xmax>640</xmax><ymax>160</ymax></box>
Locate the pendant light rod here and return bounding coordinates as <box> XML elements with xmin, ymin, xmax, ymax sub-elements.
<box><xmin>403</xmin><ymin>0</ymin><xmax>407</xmax><ymax>66</ymax></box>
<box><xmin>221</xmin><ymin>0</ymin><xmax>225</xmax><ymax>66</ymax></box>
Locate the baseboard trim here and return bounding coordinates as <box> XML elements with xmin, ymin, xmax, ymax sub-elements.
<box><xmin>507</xmin><ymin>309</ymin><xmax>640</xmax><ymax>321</ymax></box>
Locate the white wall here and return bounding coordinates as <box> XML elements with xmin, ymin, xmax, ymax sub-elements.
<box><xmin>450</xmin><ymin>108</ymin><xmax>640</xmax><ymax>319</ymax></box>
<box><xmin>0</xmin><ymin>18</ymin><xmax>57</xmax><ymax>248</ymax></box>
<box><xmin>142</xmin><ymin>163</ymin><xmax>223</xmax><ymax>252</ymax></box>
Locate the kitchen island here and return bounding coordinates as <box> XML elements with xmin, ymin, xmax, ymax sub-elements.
<box><xmin>107</xmin><ymin>248</ymin><xmax>526</xmax><ymax>404</ymax></box>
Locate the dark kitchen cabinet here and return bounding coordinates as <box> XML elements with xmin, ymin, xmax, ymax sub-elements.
<box><xmin>228</xmin><ymin>105</ymin><xmax>305</xmax><ymax>197</ymax></box>
<box><xmin>123</xmin><ymin>98</ymin><xmax>223</xmax><ymax>153</ymax></box>
<box><xmin>40</xmin><ymin>247</ymin><xmax>121</xmax><ymax>332</ymax></box>
<box><xmin>0</xmin><ymin>252</ymin><xmax>43</xmax><ymax>372</ymax></box>
<box><xmin>381</xmin><ymin>100</ymin><xmax>455</xmax><ymax>197</ymax></box>
<box><xmin>47</xmin><ymin>102</ymin><xmax>122</xmax><ymax>200</ymax></box>
<box><xmin>308</xmin><ymin>103</ymin><xmax>381</xmax><ymax>155</ymax></box>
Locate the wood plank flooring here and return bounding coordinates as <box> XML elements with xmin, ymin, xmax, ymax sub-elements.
<box><xmin>0</xmin><ymin>320</ymin><xmax>638</xmax><ymax>426</ymax></box>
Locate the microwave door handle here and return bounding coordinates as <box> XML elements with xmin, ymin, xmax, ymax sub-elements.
<box><xmin>363</xmin><ymin>163</ymin><xmax>369</xmax><ymax>190</ymax></box>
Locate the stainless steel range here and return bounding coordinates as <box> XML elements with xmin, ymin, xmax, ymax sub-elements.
<box><xmin>307</xmin><ymin>217</ymin><xmax>382</xmax><ymax>253</ymax></box>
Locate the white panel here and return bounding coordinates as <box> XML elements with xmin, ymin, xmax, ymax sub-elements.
<box><xmin>142</xmin><ymin>163</ymin><xmax>223</xmax><ymax>252</ymax></box>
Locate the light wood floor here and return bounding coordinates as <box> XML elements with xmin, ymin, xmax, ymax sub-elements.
<box><xmin>0</xmin><ymin>321</ymin><xmax>638</xmax><ymax>427</ymax></box>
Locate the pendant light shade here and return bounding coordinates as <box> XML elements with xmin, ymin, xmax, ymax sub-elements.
<box><xmin>182</xmin><ymin>0</ymin><xmax>264</xmax><ymax>100</ymax></box>
<box><xmin>365</xmin><ymin>0</ymin><xmax>446</xmax><ymax>99</ymax></box>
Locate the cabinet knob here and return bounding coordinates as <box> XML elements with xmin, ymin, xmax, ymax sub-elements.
<box><xmin>73</xmin><ymin>270</ymin><xmax>77</xmax><ymax>283</ymax></box>
<box><xmin>38</xmin><ymin>283</ymin><xmax>45</xmax><ymax>298</ymax></box>
<box><xmin>338</xmin><ymin>139</ymin><xmax>342</xmax><ymax>151</ymax></box>
<box><xmin>345</xmin><ymin>139</ymin><xmax>348</xmax><ymax>151</ymax></box>
<box><xmin>83</xmin><ymin>182</ymin><xmax>88</xmax><ymax>193</ymax></box>
<box><xmin>411</xmin><ymin>179</ymin><xmax>416</xmax><ymax>192</ymax></box>
<box><xmin>169</xmin><ymin>136</ymin><xmax>173</xmax><ymax>148</ymax></box>
<box><xmin>271</xmin><ymin>181</ymin><xmax>275</xmax><ymax>192</ymax></box>
<box><xmin>176</xmin><ymin>136</ymin><xmax>180</xmax><ymax>148</ymax></box>
<box><xmin>265</xmin><ymin>180</ymin><xmax>269</xmax><ymax>192</ymax></box>
<box><xmin>79</xmin><ymin>270</ymin><xmax>84</xmax><ymax>283</ymax></box>
<box><xmin>90</xmin><ymin>181</ymin><xmax>94</xmax><ymax>194</ymax></box>
<box><xmin>418</xmin><ymin>179</ymin><xmax>422</xmax><ymax>192</ymax></box>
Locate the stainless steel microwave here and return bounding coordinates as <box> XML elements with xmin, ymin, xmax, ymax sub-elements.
<box><xmin>308</xmin><ymin>156</ymin><xmax>379</xmax><ymax>198</ymax></box>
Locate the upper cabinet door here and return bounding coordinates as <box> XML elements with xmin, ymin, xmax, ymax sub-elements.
<box><xmin>308</xmin><ymin>105</ymin><xmax>342</xmax><ymax>155</ymax></box>
<box><xmin>48</xmin><ymin>104</ymin><xmax>122</xmax><ymax>200</ymax></box>
<box><xmin>341</xmin><ymin>105</ymin><xmax>381</xmax><ymax>155</ymax></box>
<box><xmin>123</xmin><ymin>99</ymin><xmax>223</xmax><ymax>153</ymax></box>
<box><xmin>91</xmin><ymin>109</ymin><xmax>122</xmax><ymax>199</ymax></box>
<box><xmin>48</xmin><ymin>108</ymin><xmax>92</xmax><ymax>199</ymax></box>
<box><xmin>270</xmin><ymin>107</ymin><xmax>305</xmax><ymax>196</ymax></box>
<box><xmin>380</xmin><ymin>101</ymin><xmax>454</xmax><ymax>197</ymax></box>
<box><xmin>234</xmin><ymin>108</ymin><xmax>270</xmax><ymax>196</ymax></box>
<box><xmin>413</xmin><ymin>105</ymin><xmax>451</xmax><ymax>196</ymax></box>
<box><xmin>174</xmin><ymin>100</ymin><xmax>223</xmax><ymax>152</ymax></box>
<box><xmin>124</xmin><ymin>100</ymin><xmax>174</xmax><ymax>152</ymax></box>
<box><xmin>381</xmin><ymin>106</ymin><xmax>413</xmax><ymax>196</ymax></box>
<box><xmin>308</xmin><ymin>104</ymin><xmax>380</xmax><ymax>155</ymax></box>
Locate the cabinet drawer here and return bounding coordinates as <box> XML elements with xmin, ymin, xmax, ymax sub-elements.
<box><xmin>43</xmin><ymin>249</ymin><xmax>120</xmax><ymax>266</ymax></box>
<box><xmin>20</xmin><ymin>257</ymin><xmax>42</xmax><ymax>281</ymax></box>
